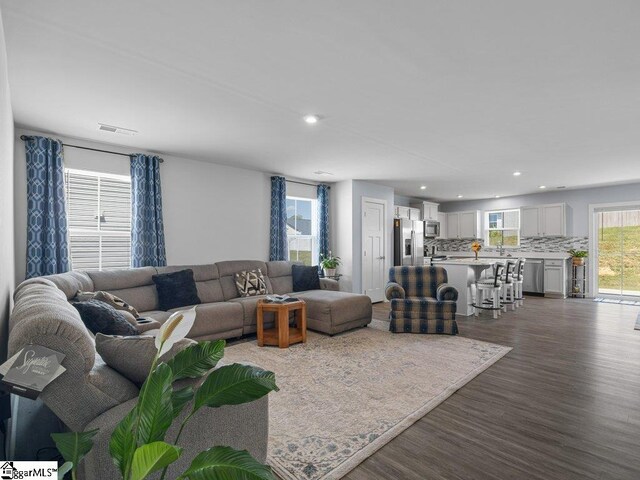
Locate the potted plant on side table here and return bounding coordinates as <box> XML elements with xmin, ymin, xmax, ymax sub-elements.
<box><xmin>568</xmin><ymin>249</ymin><xmax>588</xmax><ymax>266</ymax></box>
<box><xmin>320</xmin><ymin>251</ymin><xmax>342</xmax><ymax>278</ymax></box>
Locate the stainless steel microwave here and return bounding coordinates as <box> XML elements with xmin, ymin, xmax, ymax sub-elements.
<box><xmin>424</xmin><ymin>220</ymin><xmax>440</xmax><ymax>238</ymax></box>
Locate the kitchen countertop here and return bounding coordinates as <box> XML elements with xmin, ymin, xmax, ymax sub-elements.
<box><xmin>436</xmin><ymin>258</ymin><xmax>498</xmax><ymax>266</ymax></box>
<box><xmin>432</xmin><ymin>251</ymin><xmax>572</xmax><ymax>260</ymax></box>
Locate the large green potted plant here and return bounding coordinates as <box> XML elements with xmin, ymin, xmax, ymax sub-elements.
<box><xmin>568</xmin><ymin>249</ymin><xmax>588</xmax><ymax>266</ymax></box>
<box><xmin>51</xmin><ymin>307</ymin><xmax>279</xmax><ymax>480</ymax></box>
<box><xmin>320</xmin><ymin>251</ymin><xmax>342</xmax><ymax>277</ymax></box>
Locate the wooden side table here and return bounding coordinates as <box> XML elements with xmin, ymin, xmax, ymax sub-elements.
<box><xmin>256</xmin><ymin>299</ymin><xmax>307</xmax><ymax>348</ymax></box>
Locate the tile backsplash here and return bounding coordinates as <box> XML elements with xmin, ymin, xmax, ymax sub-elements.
<box><xmin>425</xmin><ymin>236</ymin><xmax>589</xmax><ymax>254</ymax></box>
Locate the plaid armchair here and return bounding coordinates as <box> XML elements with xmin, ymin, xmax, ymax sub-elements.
<box><xmin>385</xmin><ymin>266</ymin><xmax>459</xmax><ymax>334</ymax></box>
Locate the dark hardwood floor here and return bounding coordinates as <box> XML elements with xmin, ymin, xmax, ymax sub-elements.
<box><xmin>343</xmin><ymin>296</ymin><xmax>640</xmax><ymax>480</ymax></box>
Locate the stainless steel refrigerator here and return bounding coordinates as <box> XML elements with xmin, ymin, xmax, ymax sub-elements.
<box><xmin>393</xmin><ymin>218</ymin><xmax>424</xmax><ymax>266</ymax></box>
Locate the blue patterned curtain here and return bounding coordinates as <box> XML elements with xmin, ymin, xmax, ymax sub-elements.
<box><xmin>269</xmin><ymin>176</ymin><xmax>288</xmax><ymax>261</ymax></box>
<box><xmin>130</xmin><ymin>154</ymin><xmax>167</xmax><ymax>267</ymax></box>
<box><xmin>24</xmin><ymin>136</ymin><xmax>70</xmax><ymax>278</ymax></box>
<box><xmin>317</xmin><ymin>184</ymin><xmax>330</xmax><ymax>263</ymax></box>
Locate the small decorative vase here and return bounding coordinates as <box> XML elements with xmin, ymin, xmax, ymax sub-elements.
<box><xmin>474</xmin><ymin>251</ymin><xmax>478</xmax><ymax>260</ymax></box>
<box><xmin>325</xmin><ymin>268</ymin><xmax>337</xmax><ymax>277</ymax></box>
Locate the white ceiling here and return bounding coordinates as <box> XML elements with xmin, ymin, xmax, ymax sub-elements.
<box><xmin>2</xmin><ymin>0</ymin><xmax>640</xmax><ymax>201</ymax></box>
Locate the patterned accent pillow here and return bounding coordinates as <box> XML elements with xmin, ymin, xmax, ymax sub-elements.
<box><xmin>235</xmin><ymin>269</ymin><xmax>267</xmax><ymax>297</ymax></box>
<box><xmin>75</xmin><ymin>290</ymin><xmax>140</xmax><ymax>318</ymax></box>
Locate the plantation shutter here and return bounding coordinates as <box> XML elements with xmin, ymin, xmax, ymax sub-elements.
<box><xmin>65</xmin><ymin>169</ymin><xmax>132</xmax><ymax>270</ymax></box>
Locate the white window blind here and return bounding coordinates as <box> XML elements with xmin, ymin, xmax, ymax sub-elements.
<box><xmin>65</xmin><ymin>169</ymin><xmax>132</xmax><ymax>270</ymax></box>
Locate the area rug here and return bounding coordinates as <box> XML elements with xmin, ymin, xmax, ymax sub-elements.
<box><xmin>223</xmin><ymin>320</ymin><xmax>511</xmax><ymax>480</ymax></box>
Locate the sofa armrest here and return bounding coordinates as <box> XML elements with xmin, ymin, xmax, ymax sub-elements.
<box><xmin>82</xmin><ymin>385</ymin><xmax>269</xmax><ymax>479</ymax></box>
<box><xmin>385</xmin><ymin>282</ymin><xmax>405</xmax><ymax>300</ymax></box>
<box><xmin>436</xmin><ymin>283</ymin><xmax>459</xmax><ymax>302</ymax></box>
<box><xmin>319</xmin><ymin>278</ymin><xmax>339</xmax><ymax>291</ymax></box>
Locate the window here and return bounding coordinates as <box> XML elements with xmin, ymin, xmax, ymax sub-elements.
<box><xmin>286</xmin><ymin>196</ymin><xmax>318</xmax><ymax>266</ymax></box>
<box><xmin>65</xmin><ymin>168</ymin><xmax>132</xmax><ymax>270</ymax></box>
<box><xmin>485</xmin><ymin>209</ymin><xmax>520</xmax><ymax>247</ymax></box>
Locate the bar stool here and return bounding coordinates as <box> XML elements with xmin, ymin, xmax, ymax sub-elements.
<box><xmin>474</xmin><ymin>263</ymin><xmax>504</xmax><ymax>319</ymax></box>
<box><xmin>501</xmin><ymin>261</ymin><xmax>516</xmax><ymax>312</ymax></box>
<box><xmin>513</xmin><ymin>258</ymin><xmax>526</xmax><ymax>307</ymax></box>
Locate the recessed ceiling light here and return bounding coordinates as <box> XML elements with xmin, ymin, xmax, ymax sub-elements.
<box><xmin>539</xmin><ymin>185</ymin><xmax>547</xmax><ymax>189</ymax></box>
<box><xmin>495</xmin><ymin>195</ymin><xmax>501</xmax><ymax>198</ymax></box>
<box><xmin>420</xmin><ymin>185</ymin><xmax>427</xmax><ymax>190</ymax></box>
<box><xmin>303</xmin><ymin>114</ymin><xmax>320</xmax><ymax>124</ymax></box>
<box><xmin>513</xmin><ymin>171</ymin><xmax>521</xmax><ymax>176</ymax></box>
<box><xmin>457</xmin><ymin>194</ymin><xmax>463</xmax><ymax>198</ymax></box>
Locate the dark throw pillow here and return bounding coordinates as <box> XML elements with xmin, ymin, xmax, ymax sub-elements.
<box><xmin>72</xmin><ymin>299</ymin><xmax>139</xmax><ymax>336</ymax></box>
<box><xmin>152</xmin><ymin>269</ymin><xmax>201</xmax><ymax>311</ymax></box>
<box><xmin>292</xmin><ymin>265</ymin><xmax>321</xmax><ymax>292</ymax></box>
<box><xmin>234</xmin><ymin>269</ymin><xmax>268</xmax><ymax>297</ymax></box>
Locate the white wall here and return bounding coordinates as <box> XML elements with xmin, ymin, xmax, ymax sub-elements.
<box><xmin>331</xmin><ymin>180</ymin><xmax>353</xmax><ymax>292</ymax></box>
<box><xmin>14</xmin><ymin>128</ymin><xmax>271</xmax><ymax>282</ymax></box>
<box><xmin>0</xmin><ymin>9</ymin><xmax>14</xmax><ymax>360</ymax></box>
<box><xmin>439</xmin><ymin>183</ymin><xmax>640</xmax><ymax>237</ymax></box>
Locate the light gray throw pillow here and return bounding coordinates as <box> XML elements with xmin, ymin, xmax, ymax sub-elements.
<box><xmin>95</xmin><ymin>333</ymin><xmax>196</xmax><ymax>386</ymax></box>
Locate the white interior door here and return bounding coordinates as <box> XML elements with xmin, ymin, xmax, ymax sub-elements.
<box><xmin>362</xmin><ymin>198</ymin><xmax>386</xmax><ymax>302</ymax></box>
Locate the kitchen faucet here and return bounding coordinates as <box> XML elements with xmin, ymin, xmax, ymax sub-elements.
<box><xmin>498</xmin><ymin>242</ymin><xmax>505</xmax><ymax>256</ymax></box>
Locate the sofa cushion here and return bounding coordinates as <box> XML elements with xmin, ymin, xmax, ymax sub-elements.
<box><xmin>72</xmin><ymin>300</ymin><xmax>140</xmax><ymax>336</ymax></box>
<box><xmin>216</xmin><ymin>260</ymin><xmax>272</xmax><ymax>300</ymax></box>
<box><xmin>95</xmin><ymin>334</ymin><xmax>196</xmax><ymax>385</ymax></box>
<box><xmin>291</xmin><ymin>265</ymin><xmax>321</xmax><ymax>292</ymax></box>
<box><xmin>266</xmin><ymin>261</ymin><xmax>301</xmax><ymax>294</ymax></box>
<box><xmin>168</xmin><ymin>302</ymin><xmax>244</xmax><ymax>338</ymax></box>
<box><xmin>294</xmin><ymin>290</ymin><xmax>372</xmax><ymax>327</ymax></box>
<box><xmin>152</xmin><ymin>269</ymin><xmax>202</xmax><ymax>311</ymax></box>
<box><xmin>235</xmin><ymin>269</ymin><xmax>268</xmax><ymax>297</ymax></box>
<box><xmin>87</xmin><ymin>267</ymin><xmax>159</xmax><ymax>312</ymax></box>
<box><xmin>44</xmin><ymin>271</ymin><xmax>95</xmax><ymax>300</ymax></box>
<box><xmin>228</xmin><ymin>296</ymin><xmax>273</xmax><ymax>327</ymax></box>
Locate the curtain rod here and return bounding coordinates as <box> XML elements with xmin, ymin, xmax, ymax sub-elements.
<box><xmin>20</xmin><ymin>135</ymin><xmax>165</xmax><ymax>163</ymax></box>
<box><xmin>286</xmin><ymin>179</ymin><xmax>331</xmax><ymax>188</ymax></box>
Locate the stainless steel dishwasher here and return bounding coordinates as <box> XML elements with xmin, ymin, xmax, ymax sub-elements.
<box><xmin>523</xmin><ymin>259</ymin><xmax>544</xmax><ymax>294</ymax></box>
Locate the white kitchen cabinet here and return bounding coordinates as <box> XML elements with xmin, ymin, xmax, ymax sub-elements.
<box><xmin>544</xmin><ymin>259</ymin><xmax>569</xmax><ymax>298</ymax></box>
<box><xmin>408</xmin><ymin>207</ymin><xmax>422</xmax><ymax>221</ymax></box>
<box><xmin>446</xmin><ymin>210</ymin><xmax>481</xmax><ymax>239</ymax></box>
<box><xmin>394</xmin><ymin>205</ymin><xmax>410</xmax><ymax>219</ymax></box>
<box><xmin>520</xmin><ymin>206</ymin><xmax>541</xmax><ymax>237</ymax></box>
<box><xmin>447</xmin><ymin>212</ymin><xmax>459</xmax><ymax>239</ymax></box>
<box><xmin>520</xmin><ymin>203</ymin><xmax>567</xmax><ymax>237</ymax></box>
<box><xmin>411</xmin><ymin>201</ymin><xmax>439</xmax><ymax>221</ymax></box>
<box><xmin>541</xmin><ymin>204</ymin><xmax>565</xmax><ymax>236</ymax></box>
<box><xmin>437</xmin><ymin>212</ymin><xmax>447</xmax><ymax>239</ymax></box>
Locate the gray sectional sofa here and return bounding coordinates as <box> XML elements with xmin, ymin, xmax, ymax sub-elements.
<box><xmin>8</xmin><ymin>260</ymin><xmax>372</xmax><ymax>479</ymax></box>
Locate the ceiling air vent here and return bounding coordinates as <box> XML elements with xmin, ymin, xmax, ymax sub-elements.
<box><xmin>98</xmin><ymin>123</ymin><xmax>138</xmax><ymax>136</ymax></box>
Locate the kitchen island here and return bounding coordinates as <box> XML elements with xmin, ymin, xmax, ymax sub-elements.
<box><xmin>437</xmin><ymin>258</ymin><xmax>498</xmax><ymax>316</ymax></box>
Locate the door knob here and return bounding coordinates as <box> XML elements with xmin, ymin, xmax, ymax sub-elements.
<box><xmin>377</xmin><ymin>256</ymin><xmax>385</xmax><ymax>260</ymax></box>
